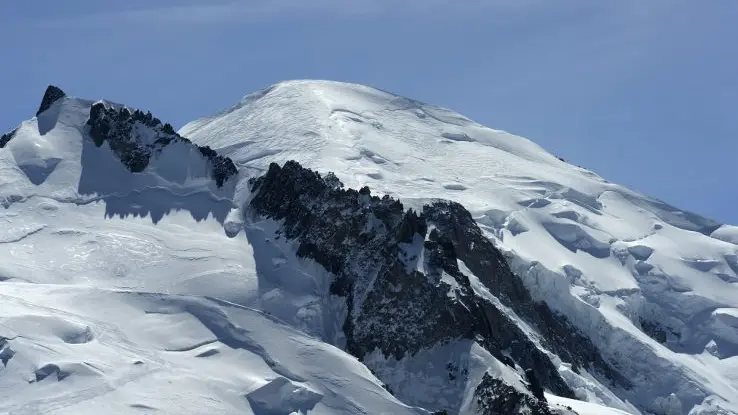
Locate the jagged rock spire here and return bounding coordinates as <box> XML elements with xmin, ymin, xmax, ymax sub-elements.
<box><xmin>36</xmin><ymin>85</ymin><xmax>66</xmax><ymax>116</ymax></box>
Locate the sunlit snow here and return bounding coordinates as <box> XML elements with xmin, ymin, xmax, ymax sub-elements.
<box><xmin>0</xmin><ymin>80</ymin><xmax>736</xmax><ymax>414</ymax></box>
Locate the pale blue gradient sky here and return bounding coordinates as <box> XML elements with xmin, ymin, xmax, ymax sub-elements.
<box><xmin>1</xmin><ymin>0</ymin><xmax>736</xmax><ymax>223</ymax></box>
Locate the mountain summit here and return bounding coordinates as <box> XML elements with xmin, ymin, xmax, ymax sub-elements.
<box><xmin>0</xmin><ymin>81</ymin><xmax>736</xmax><ymax>414</ymax></box>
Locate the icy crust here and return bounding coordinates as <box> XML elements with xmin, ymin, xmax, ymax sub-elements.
<box><xmin>247</xmin><ymin>160</ymin><xmax>638</xmax><ymax>412</ymax></box>
<box><xmin>506</xmin><ymin>255</ymin><xmax>738</xmax><ymax>414</ymax></box>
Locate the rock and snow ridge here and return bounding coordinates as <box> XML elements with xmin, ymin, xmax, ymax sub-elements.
<box><xmin>0</xmin><ymin>82</ymin><xmax>736</xmax><ymax>414</ymax></box>
<box><xmin>248</xmin><ymin>160</ymin><xmax>624</xmax><ymax>412</ymax></box>
<box><xmin>0</xmin><ymin>85</ymin><xmax>564</xmax><ymax>415</ymax></box>
<box><xmin>182</xmin><ymin>80</ymin><xmax>738</xmax><ymax>414</ymax></box>
<box><xmin>86</xmin><ymin>100</ymin><xmax>237</xmax><ymax>186</ymax></box>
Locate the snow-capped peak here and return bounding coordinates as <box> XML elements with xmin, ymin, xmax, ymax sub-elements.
<box><xmin>0</xmin><ymin>81</ymin><xmax>736</xmax><ymax>415</ymax></box>
<box><xmin>181</xmin><ymin>79</ymin><xmax>738</xmax><ymax>414</ymax></box>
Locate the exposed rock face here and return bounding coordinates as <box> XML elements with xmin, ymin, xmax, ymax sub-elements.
<box><xmin>248</xmin><ymin>161</ymin><xmax>631</xmax><ymax>411</ymax></box>
<box><xmin>36</xmin><ymin>85</ymin><xmax>66</xmax><ymax>116</ymax></box>
<box><xmin>640</xmin><ymin>317</ymin><xmax>668</xmax><ymax>344</ymax></box>
<box><xmin>423</xmin><ymin>201</ymin><xmax>631</xmax><ymax>388</ymax></box>
<box><xmin>0</xmin><ymin>127</ymin><xmax>17</xmax><ymax>148</ymax></box>
<box><xmin>33</xmin><ymin>363</ymin><xmax>69</xmax><ymax>382</ymax></box>
<box><xmin>526</xmin><ymin>368</ymin><xmax>546</xmax><ymax>401</ymax></box>
<box><xmin>249</xmin><ymin>161</ymin><xmax>456</xmax><ymax>360</ymax></box>
<box><xmin>86</xmin><ymin>102</ymin><xmax>237</xmax><ymax>186</ymax></box>
<box><xmin>250</xmin><ymin>162</ymin><xmax>471</xmax><ymax>362</ymax></box>
<box><xmin>418</xmin><ymin>221</ymin><xmax>574</xmax><ymax>397</ymax></box>
<box><xmin>475</xmin><ymin>373</ymin><xmax>551</xmax><ymax>415</ymax></box>
<box><xmin>196</xmin><ymin>145</ymin><xmax>239</xmax><ymax>189</ymax></box>
<box><xmin>0</xmin><ymin>337</ymin><xmax>15</xmax><ymax>367</ymax></box>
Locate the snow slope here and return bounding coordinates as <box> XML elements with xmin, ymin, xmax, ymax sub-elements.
<box><xmin>1</xmin><ymin>81</ymin><xmax>735</xmax><ymax>414</ymax></box>
<box><xmin>181</xmin><ymin>80</ymin><xmax>738</xmax><ymax>414</ymax></box>
<box><xmin>0</xmin><ymin>91</ymin><xmax>426</xmax><ymax>415</ymax></box>
<box><xmin>0</xmin><ymin>283</ymin><xmax>423</xmax><ymax>415</ymax></box>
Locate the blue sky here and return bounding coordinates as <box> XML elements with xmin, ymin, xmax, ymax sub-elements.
<box><xmin>2</xmin><ymin>0</ymin><xmax>736</xmax><ymax>223</ymax></box>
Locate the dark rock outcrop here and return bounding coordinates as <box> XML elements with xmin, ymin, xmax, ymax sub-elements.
<box><xmin>0</xmin><ymin>127</ymin><xmax>17</xmax><ymax>148</ymax></box>
<box><xmin>37</xmin><ymin>85</ymin><xmax>66</xmax><ymax>116</ymax></box>
<box><xmin>420</xmin><ymin>224</ymin><xmax>574</xmax><ymax>397</ymax></box>
<box><xmin>247</xmin><ymin>161</ymin><xmax>636</xmax><ymax>411</ymax></box>
<box><xmin>33</xmin><ymin>363</ymin><xmax>69</xmax><ymax>382</ymax></box>
<box><xmin>423</xmin><ymin>201</ymin><xmax>631</xmax><ymax>389</ymax></box>
<box><xmin>640</xmin><ymin>317</ymin><xmax>668</xmax><ymax>344</ymax></box>
<box><xmin>0</xmin><ymin>337</ymin><xmax>15</xmax><ymax>367</ymax></box>
<box><xmin>249</xmin><ymin>161</ymin><xmax>459</xmax><ymax>361</ymax></box>
<box><xmin>197</xmin><ymin>145</ymin><xmax>238</xmax><ymax>188</ymax></box>
<box><xmin>250</xmin><ymin>162</ymin><xmax>470</xmax><ymax>361</ymax></box>
<box><xmin>475</xmin><ymin>373</ymin><xmax>551</xmax><ymax>415</ymax></box>
<box><xmin>526</xmin><ymin>368</ymin><xmax>546</xmax><ymax>401</ymax></box>
<box><xmin>86</xmin><ymin>102</ymin><xmax>237</xmax><ymax>186</ymax></box>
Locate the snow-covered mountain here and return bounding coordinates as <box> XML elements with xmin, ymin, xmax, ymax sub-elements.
<box><xmin>0</xmin><ymin>81</ymin><xmax>736</xmax><ymax>415</ymax></box>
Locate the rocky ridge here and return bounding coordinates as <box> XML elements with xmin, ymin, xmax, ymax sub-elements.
<box><xmin>86</xmin><ymin>99</ymin><xmax>237</xmax><ymax>187</ymax></box>
<box><xmin>248</xmin><ymin>160</ymin><xmax>629</xmax><ymax>413</ymax></box>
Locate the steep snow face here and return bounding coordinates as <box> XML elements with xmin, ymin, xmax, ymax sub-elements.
<box><xmin>182</xmin><ymin>80</ymin><xmax>738</xmax><ymax>414</ymax></box>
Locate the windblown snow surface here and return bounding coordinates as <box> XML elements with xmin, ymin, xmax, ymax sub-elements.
<box><xmin>0</xmin><ymin>80</ymin><xmax>735</xmax><ymax>414</ymax></box>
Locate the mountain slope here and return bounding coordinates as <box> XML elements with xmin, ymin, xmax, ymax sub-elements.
<box><xmin>1</xmin><ymin>85</ymin><xmax>606</xmax><ymax>415</ymax></box>
<box><xmin>181</xmin><ymin>80</ymin><xmax>738</xmax><ymax>414</ymax></box>
<box><xmin>0</xmin><ymin>87</ymin><xmax>427</xmax><ymax>415</ymax></box>
<box><xmin>0</xmin><ymin>82</ymin><xmax>735</xmax><ymax>415</ymax></box>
